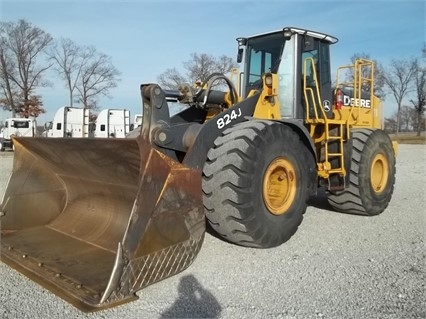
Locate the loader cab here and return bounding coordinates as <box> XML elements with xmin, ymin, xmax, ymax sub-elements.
<box><xmin>237</xmin><ymin>27</ymin><xmax>338</xmax><ymax>119</ymax></box>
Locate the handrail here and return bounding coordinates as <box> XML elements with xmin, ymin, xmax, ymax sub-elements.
<box><xmin>303</xmin><ymin>57</ymin><xmax>328</xmax><ymax>121</ymax></box>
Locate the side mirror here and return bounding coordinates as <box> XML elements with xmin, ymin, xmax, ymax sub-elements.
<box><xmin>303</xmin><ymin>35</ymin><xmax>315</xmax><ymax>51</ymax></box>
<box><xmin>237</xmin><ymin>48</ymin><xmax>243</xmax><ymax>63</ymax></box>
<box><xmin>44</xmin><ymin>121</ymin><xmax>53</xmax><ymax>130</ymax></box>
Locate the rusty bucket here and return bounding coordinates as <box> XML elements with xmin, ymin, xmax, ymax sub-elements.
<box><xmin>0</xmin><ymin>95</ymin><xmax>205</xmax><ymax>311</ymax></box>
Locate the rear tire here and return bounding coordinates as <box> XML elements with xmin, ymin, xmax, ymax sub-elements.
<box><xmin>202</xmin><ymin>120</ymin><xmax>314</xmax><ymax>248</ymax></box>
<box><xmin>327</xmin><ymin>129</ymin><xmax>396</xmax><ymax>215</ymax></box>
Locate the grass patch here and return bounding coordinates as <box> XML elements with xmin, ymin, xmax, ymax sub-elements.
<box><xmin>389</xmin><ymin>133</ymin><xmax>426</xmax><ymax>144</ymax></box>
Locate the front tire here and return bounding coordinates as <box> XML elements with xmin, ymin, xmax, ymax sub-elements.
<box><xmin>202</xmin><ymin>120</ymin><xmax>314</xmax><ymax>248</ymax></box>
<box><xmin>327</xmin><ymin>129</ymin><xmax>396</xmax><ymax>215</ymax></box>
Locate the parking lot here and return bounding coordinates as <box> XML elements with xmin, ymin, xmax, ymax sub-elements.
<box><xmin>0</xmin><ymin>144</ymin><xmax>425</xmax><ymax>319</ymax></box>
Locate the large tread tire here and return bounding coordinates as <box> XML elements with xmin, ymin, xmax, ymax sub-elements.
<box><xmin>202</xmin><ymin>120</ymin><xmax>314</xmax><ymax>248</ymax></box>
<box><xmin>327</xmin><ymin>128</ymin><xmax>396</xmax><ymax>216</ymax></box>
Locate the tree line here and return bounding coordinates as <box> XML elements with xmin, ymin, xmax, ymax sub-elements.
<box><xmin>1</xmin><ymin>19</ymin><xmax>424</xmax><ymax>137</ymax></box>
<box><xmin>379</xmin><ymin>49</ymin><xmax>426</xmax><ymax>136</ymax></box>
<box><xmin>0</xmin><ymin>19</ymin><xmax>120</xmax><ymax>118</ymax></box>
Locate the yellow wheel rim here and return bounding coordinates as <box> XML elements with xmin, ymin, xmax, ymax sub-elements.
<box><xmin>370</xmin><ymin>153</ymin><xmax>389</xmax><ymax>193</ymax></box>
<box><xmin>263</xmin><ymin>157</ymin><xmax>297</xmax><ymax>215</ymax></box>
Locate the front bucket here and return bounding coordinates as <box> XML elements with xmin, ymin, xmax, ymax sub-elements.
<box><xmin>0</xmin><ymin>136</ymin><xmax>205</xmax><ymax>311</ymax></box>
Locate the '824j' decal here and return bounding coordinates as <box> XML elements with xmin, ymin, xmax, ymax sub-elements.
<box><xmin>216</xmin><ymin>108</ymin><xmax>242</xmax><ymax>129</ymax></box>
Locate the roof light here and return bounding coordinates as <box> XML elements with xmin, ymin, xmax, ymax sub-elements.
<box><xmin>283</xmin><ymin>28</ymin><xmax>293</xmax><ymax>39</ymax></box>
<box><xmin>236</xmin><ymin>37</ymin><xmax>247</xmax><ymax>46</ymax></box>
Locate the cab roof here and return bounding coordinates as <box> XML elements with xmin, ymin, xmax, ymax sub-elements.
<box><xmin>246</xmin><ymin>27</ymin><xmax>339</xmax><ymax>44</ymax></box>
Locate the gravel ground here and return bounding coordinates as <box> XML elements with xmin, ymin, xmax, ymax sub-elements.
<box><xmin>0</xmin><ymin>144</ymin><xmax>425</xmax><ymax>319</ymax></box>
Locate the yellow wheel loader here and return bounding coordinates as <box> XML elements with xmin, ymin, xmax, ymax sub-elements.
<box><xmin>0</xmin><ymin>27</ymin><xmax>396</xmax><ymax>311</ymax></box>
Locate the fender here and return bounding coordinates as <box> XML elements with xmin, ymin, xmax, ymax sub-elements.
<box><xmin>274</xmin><ymin>118</ymin><xmax>318</xmax><ymax>195</ymax></box>
<box><xmin>276</xmin><ymin>118</ymin><xmax>317</xmax><ymax>162</ymax></box>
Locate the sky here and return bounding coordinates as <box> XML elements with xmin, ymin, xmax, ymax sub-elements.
<box><xmin>0</xmin><ymin>0</ymin><xmax>425</xmax><ymax>124</ymax></box>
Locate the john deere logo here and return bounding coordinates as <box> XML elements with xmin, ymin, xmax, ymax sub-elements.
<box><xmin>323</xmin><ymin>100</ymin><xmax>331</xmax><ymax>112</ymax></box>
<box><xmin>343</xmin><ymin>95</ymin><xmax>371</xmax><ymax>108</ymax></box>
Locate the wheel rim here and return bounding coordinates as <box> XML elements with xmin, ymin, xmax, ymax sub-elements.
<box><xmin>370</xmin><ymin>153</ymin><xmax>389</xmax><ymax>193</ymax></box>
<box><xmin>263</xmin><ymin>157</ymin><xmax>297</xmax><ymax>215</ymax></box>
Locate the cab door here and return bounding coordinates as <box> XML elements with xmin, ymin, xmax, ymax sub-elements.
<box><xmin>301</xmin><ymin>37</ymin><xmax>333</xmax><ymax>119</ymax></box>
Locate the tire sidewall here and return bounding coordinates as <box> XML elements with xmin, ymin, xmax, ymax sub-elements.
<box><xmin>250</xmin><ymin>124</ymin><xmax>309</xmax><ymax>234</ymax></box>
<box><xmin>203</xmin><ymin>120</ymin><xmax>314</xmax><ymax>247</ymax></box>
<box><xmin>358</xmin><ymin>131</ymin><xmax>396</xmax><ymax>214</ymax></box>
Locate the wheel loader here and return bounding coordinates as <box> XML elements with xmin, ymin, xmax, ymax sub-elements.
<box><xmin>0</xmin><ymin>27</ymin><xmax>396</xmax><ymax>311</ymax></box>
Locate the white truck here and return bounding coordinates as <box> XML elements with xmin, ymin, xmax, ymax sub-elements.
<box><xmin>44</xmin><ymin>106</ymin><xmax>90</xmax><ymax>138</ymax></box>
<box><xmin>0</xmin><ymin>118</ymin><xmax>36</xmax><ymax>151</ymax></box>
<box><xmin>93</xmin><ymin>109</ymin><xmax>130</xmax><ymax>138</ymax></box>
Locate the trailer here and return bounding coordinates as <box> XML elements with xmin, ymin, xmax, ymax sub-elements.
<box><xmin>44</xmin><ymin>107</ymin><xmax>90</xmax><ymax>138</ymax></box>
<box><xmin>93</xmin><ymin>109</ymin><xmax>130</xmax><ymax>138</ymax></box>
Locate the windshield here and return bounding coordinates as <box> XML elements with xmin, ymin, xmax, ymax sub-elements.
<box><xmin>13</xmin><ymin>121</ymin><xmax>30</xmax><ymax>128</ymax></box>
<box><xmin>245</xmin><ymin>32</ymin><xmax>285</xmax><ymax>87</ymax></box>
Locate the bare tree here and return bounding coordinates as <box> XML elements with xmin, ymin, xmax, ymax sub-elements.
<box><xmin>49</xmin><ymin>41</ymin><xmax>120</xmax><ymax>109</ymax></box>
<box><xmin>157</xmin><ymin>67</ymin><xmax>187</xmax><ymax>90</ymax></box>
<box><xmin>383</xmin><ymin>58</ymin><xmax>416</xmax><ymax>136</ymax></box>
<box><xmin>410</xmin><ymin>57</ymin><xmax>426</xmax><ymax>136</ymax></box>
<box><xmin>384</xmin><ymin>115</ymin><xmax>397</xmax><ymax>133</ymax></box>
<box><xmin>399</xmin><ymin>105</ymin><xmax>413</xmax><ymax>132</ymax></box>
<box><xmin>0</xmin><ymin>19</ymin><xmax>52</xmax><ymax>117</ymax></box>
<box><xmin>75</xmin><ymin>48</ymin><xmax>120</xmax><ymax>109</ymax></box>
<box><xmin>48</xmin><ymin>38</ymin><xmax>86</xmax><ymax>107</ymax></box>
<box><xmin>0</xmin><ymin>31</ymin><xmax>19</xmax><ymax>113</ymax></box>
<box><xmin>157</xmin><ymin>53</ymin><xmax>238</xmax><ymax>89</ymax></box>
<box><xmin>184</xmin><ymin>53</ymin><xmax>237</xmax><ymax>84</ymax></box>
